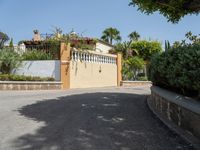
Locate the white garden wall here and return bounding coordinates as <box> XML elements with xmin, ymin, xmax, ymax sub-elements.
<box><xmin>12</xmin><ymin>60</ymin><xmax>60</xmax><ymax>81</ymax></box>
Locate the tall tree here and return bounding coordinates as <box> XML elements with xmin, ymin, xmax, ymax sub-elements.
<box><xmin>129</xmin><ymin>0</ymin><xmax>200</xmax><ymax>23</ymax></box>
<box><xmin>101</xmin><ymin>27</ymin><xmax>121</xmax><ymax>44</ymax></box>
<box><xmin>128</xmin><ymin>31</ymin><xmax>140</xmax><ymax>41</ymax></box>
<box><xmin>131</xmin><ymin>40</ymin><xmax>162</xmax><ymax>61</ymax></box>
<box><xmin>0</xmin><ymin>32</ymin><xmax>9</xmax><ymax>49</ymax></box>
<box><xmin>185</xmin><ymin>31</ymin><xmax>200</xmax><ymax>43</ymax></box>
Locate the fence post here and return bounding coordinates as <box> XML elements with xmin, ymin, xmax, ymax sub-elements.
<box><xmin>60</xmin><ymin>42</ymin><xmax>71</xmax><ymax>89</ymax></box>
<box><xmin>117</xmin><ymin>53</ymin><xmax>122</xmax><ymax>86</ymax></box>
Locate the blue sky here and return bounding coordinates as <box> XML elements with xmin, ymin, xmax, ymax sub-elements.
<box><xmin>0</xmin><ymin>0</ymin><xmax>199</xmax><ymax>45</ymax></box>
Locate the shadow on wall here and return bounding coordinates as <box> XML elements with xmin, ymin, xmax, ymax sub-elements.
<box><xmin>54</xmin><ymin>61</ymin><xmax>61</xmax><ymax>81</ymax></box>
<box><xmin>14</xmin><ymin>93</ymin><xmax>192</xmax><ymax>150</ymax></box>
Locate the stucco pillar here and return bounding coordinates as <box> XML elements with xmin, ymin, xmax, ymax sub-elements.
<box><xmin>60</xmin><ymin>42</ymin><xmax>71</xmax><ymax>89</ymax></box>
<box><xmin>117</xmin><ymin>53</ymin><xmax>122</xmax><ymax>86</ymax></box>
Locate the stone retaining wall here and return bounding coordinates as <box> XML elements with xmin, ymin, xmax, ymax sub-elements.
<box><xmin>150</xmin><ymin>86</ymin><xmax>200</xmax><ymax>144</ymax></box>
<box><xmin>121</xmin><ymin>81</ymin><xmax>151</xmax><ymax>87</ymax></box>
<box><xmin>0</xmin><ymin>81</ymin><xmax>62</xmax><ymax>90</ymax></box>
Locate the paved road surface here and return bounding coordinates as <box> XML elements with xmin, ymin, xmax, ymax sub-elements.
<box><xmin>0</xmin><ymin>86</ymin><xmax>194</xmax><ymax>150</ymax></box>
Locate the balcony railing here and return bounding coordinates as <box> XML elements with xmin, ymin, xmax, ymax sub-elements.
<box><xmin>71</xmin><ymin>50</ymin><xmax>117</xmax><ymax>64</ymax></box>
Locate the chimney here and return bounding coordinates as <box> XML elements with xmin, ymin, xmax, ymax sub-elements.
<box><xmin>33</xmin><ymin>30</ymin><xmax>41</xmax><ymax>41</ymax></box>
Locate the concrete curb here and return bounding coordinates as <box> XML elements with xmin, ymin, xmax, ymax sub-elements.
<box><xmin>0</xmin><ymin>81</ymin><xmax>62</xmax><ymax>90</ymax></box>
<box><xmin>147</xmin><ymin>97</ymin><xmax>200</xmax><ymax>149</ymax></box>
<box><xmin>121</xmin><ymin>81</ymin><xmax>152</xmax><ymax>87</ymax></box>
<box><xmin>0</xmin><ymin>81</ymin><xmax>62</xmax><ymax>84</ymax></box>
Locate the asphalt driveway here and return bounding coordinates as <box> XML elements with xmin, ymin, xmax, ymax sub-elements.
<box><xmin>0</xmin><ymin>86</ymin><xmax>194</xmax><ymax>150</ymax></box>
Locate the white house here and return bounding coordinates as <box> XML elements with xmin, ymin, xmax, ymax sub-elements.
<box><xmin>95</xmin><ymin>40</ymin><xmax>114</xmax><ymax>54</ymax></box>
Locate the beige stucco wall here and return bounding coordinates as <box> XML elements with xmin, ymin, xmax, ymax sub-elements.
<box><xmin>70</xmin><ymin>61</ymin><xmax>117</xmax><ymax>88</ymax></box>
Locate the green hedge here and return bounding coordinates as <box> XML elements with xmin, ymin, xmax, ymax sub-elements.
<box><xmin>22</xmin><ymin>50</ymin><xmax>53</xmax><ymax>60</ymax></box>
<box><xmin>0</xmin><ymin>74</ymin><xmax>55</xmax><ymax>81</ymax></box>
<box><xmin>149</xmin><ymin>43</ymin><xmax>200</xmax><ymax>97</ymax></box>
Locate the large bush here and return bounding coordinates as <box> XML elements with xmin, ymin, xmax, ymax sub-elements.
<box><xmin>0</xmin><ymin>48</ymin><xmax>21</xmax><ymax>74</ymax></box>
<box><xmin>149</xmin><ymin>43</ymin><xmax>200</xmax><ymax>97</ymax></box>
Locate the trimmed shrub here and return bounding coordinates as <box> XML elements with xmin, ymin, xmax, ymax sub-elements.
<box><xmin>149</xmin><ymin>43</ymin><xmax>200</xmax><ymax>98</ymax></box>
<box><xmin>0</xmin><ymin>74</ymin><xmax>55</xmax><ymax>81</ymax></box>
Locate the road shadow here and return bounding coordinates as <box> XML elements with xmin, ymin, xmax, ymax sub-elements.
<box><xmin>14</xmin><ymin>92</ymin><xmax>193</xmax><ymax>150</ymax></box>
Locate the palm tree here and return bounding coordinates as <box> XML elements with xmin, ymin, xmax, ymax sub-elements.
<box><xmin>101</xmin><ymin>27</ymin><xmax>121</xmax><ymax>44</ymax></box>
<box><xmin>125</xmin><ymin>56</ymin><xmax>144</xmax><ymax>80</ymax></box>
<box><xmin>115</xmin><ymin>41</ymin><xmax>138</xmax><ymax>59</ymax></box>
<box><xmin>128</xmin><ymin>31</ymin><xmax>140</xmax><ymax>41</ymax></box>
